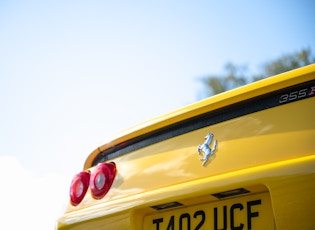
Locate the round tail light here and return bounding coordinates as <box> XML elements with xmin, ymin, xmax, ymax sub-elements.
<box><xmin>90</xmin><ymin>162</ymin><xmax>117</xmax><ymax>199</ymax></box>
<box><xmin>69</xmin><ymin>171</ymin><xmax>90</xmax><ymax>206</ymax></box>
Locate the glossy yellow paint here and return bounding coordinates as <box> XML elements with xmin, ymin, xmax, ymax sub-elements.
<box><xmin>84</xmin><ymin>64</ymin><xmax>315</xmax><ymax>169</ymax></box>
<box><xmin>56</xmin><ymin>64</ymin><xmax>315</xmax><ymax>229</ymax></box>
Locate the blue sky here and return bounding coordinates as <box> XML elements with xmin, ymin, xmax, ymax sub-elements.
<box><xmin>0</xmin><ymin>1</ymin><xmax>314</xmax><ymax>229</ymax></box>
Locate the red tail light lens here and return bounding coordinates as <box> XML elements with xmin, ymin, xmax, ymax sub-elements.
<box><xmin>69</xmin><ymin>171</ymin><xmax>90</xmax><ymax>206</ymax></box>
<box><xmin>90</xmin><ymin>162</ymin><xmax>117</xmax><ymax>199</ymax></box>
<box><xmin>69</xmin><ymin>162</ymin><xmax>117</xmax><ymax>206</ymax></box>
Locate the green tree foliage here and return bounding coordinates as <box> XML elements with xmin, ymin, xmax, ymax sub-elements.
<box><xmin>201</xmin><ymin>48</ymin><xmax>315</xmax><ymax>97</ymax></box>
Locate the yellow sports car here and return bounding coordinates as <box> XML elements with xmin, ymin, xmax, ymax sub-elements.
<box><xmin>56</xmin><ymin>64</ymin><xmax>315</xmax><ymax>230</ymax></box>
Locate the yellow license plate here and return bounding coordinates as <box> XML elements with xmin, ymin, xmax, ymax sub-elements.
<box><xmin>143</xmin><ymin>193</ymin><xmax>274</xmax><ymax>230</ymax></box>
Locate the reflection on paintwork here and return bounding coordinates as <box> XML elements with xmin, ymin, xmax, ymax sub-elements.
<box><xmin>216</xmin><ymin>116</ymin><xmax>275</xmax><ymax>141</ymax></box>
<box><xmin>56</xmin><ymin>65</ymin><xmax>315</xmax><ymax>230</ymax></box>
<box><xmin>142</xmin><ymin>152</ymin><xmax>195</xmax><ymax>178</ymax></box>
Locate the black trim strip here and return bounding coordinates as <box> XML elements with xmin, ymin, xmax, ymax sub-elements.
<box><xmin>92</xmin><ymin>79</ymin><xmax>315</xmax><ymax>166</ymax></box>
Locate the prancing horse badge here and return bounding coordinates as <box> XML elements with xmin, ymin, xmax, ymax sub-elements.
<box><xmin>197</xmin><ymin>133</ymin><xmax>217</xmax><ymax>166</ymax></box>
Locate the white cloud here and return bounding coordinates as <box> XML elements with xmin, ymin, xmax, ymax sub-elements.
<box><xmin>0</xmin><ymin>156</ymin><xmax>69</xmax><ymax>230</ymax></box>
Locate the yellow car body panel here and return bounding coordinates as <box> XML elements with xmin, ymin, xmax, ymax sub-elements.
<box><xmin>56</xmin><ymin>64</ymin><xmax>315</xmax><ymax>230</ymax></box>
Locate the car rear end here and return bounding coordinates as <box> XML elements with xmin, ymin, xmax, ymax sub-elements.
<box><xmin>56</xmin><ymin>64</ymin><xmax>315</xmax><ymax>230</ymax></box>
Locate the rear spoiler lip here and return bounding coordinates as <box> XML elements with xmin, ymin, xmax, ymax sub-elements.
<box><xmin>84</xmin><ymin>64</ymin><xmax>315</xmax><ymax>169</ymax></box>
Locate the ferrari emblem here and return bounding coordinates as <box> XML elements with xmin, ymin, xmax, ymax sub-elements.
<box><xmin>197</xmin><ymin>133</ymin><xmax>217</xmax><ymax>166</ymax></box>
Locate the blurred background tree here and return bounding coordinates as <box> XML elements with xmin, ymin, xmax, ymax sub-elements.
<box><xmin>201</xmin><ymin>48</ymin><xmax>315</xmax><ymax>97</ymax></box>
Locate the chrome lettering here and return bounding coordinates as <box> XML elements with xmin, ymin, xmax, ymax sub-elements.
<box><xmin>280</xmin><ymin>86</ymin><xmax>315</xmax><ymax>104</ymax></box>
<box><xmin>298</xmin><ymin>88</ymin><xmax>308</xmax><ymax>98</ymax></box>
<box><xmin>279</xmin><ymin>94</ymin><xmax>289</xmax><ymax>103</ymax></box>
<box><xmin>309</xmin><ymin>86</ymin><xmax>315</xmax><ymax>96</ymax></box>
